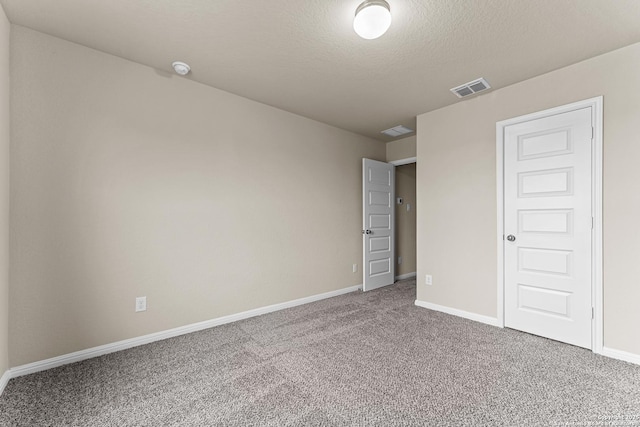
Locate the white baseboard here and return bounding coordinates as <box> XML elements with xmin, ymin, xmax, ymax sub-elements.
<box><xmin>7</xmin><ymin>284</ymin><xmax>362</xmax><ymax>381</ymax></box>
<box><xmin>395</xmin><ymin>272</ymin><xmax>417</xmax><ymax>281</ymax></box>
<box><xmin>414</xmin><ymin>302</ymin><xmax>640</xmax><ymax>366</ymax></box>
<box><xmin>600</xmin><ymin>346</ymin><xmax>640</xmax><ymax>366</ymax></box>
<box><xmin>414</xmin><ymin>299</ymin><xmax>501</xmax><ymax>327</ymax></box>
<box><xmin>0</xmin><ymin>369</ymin><xmax>9</xmax><ymax>396</ymax></box>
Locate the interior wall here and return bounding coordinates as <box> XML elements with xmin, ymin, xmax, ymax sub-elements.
<box><xmin>9</xmin><ymin>26</ymin><xmax>385</xmax><ymax>366</ymax></box>
<box><xmin>395</xmin><ymin>163</ymin><xmax>416</xmax><ymax>277</ymax></box>
<box><xmin>0</xmin><ymin>4</ymin><xmax>9</xmax><ymax>378</ymax></box>
<box><xmin>386</xmin><ymin>135</ymin><xmax>416</xmax><ymax>163</ymax></box>
<box><xmin>416</xmin><ymin>41</ymin><xmax>640</xmax><ymax>357</ymax></box>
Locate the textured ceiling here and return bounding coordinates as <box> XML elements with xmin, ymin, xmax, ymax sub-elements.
<box><xmin>2</xmin><ymin>0</ymin><xmax>640</xmax><ymax>141</ymax></box>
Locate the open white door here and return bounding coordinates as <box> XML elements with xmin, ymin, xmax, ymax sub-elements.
<box><xmin>362</xmin><ymin>158</ymin><xmax>395</xmax><ymax>291</ymax></box>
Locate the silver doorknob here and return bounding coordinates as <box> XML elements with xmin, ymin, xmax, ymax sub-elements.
<box><xmin>362</xmin><ymin>229</ymin><xmax>373</xmax><ymax>235</ymax></box>
<box><xmin>507</xmin><ymin>234</ymin><xmax>516</xmax><ymax>242</ymax></box>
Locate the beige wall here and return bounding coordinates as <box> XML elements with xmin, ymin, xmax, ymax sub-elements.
<box><xmin>0</xmin><ymin>5</ymin><xmax>9</xmax><ymax>377</ymax></box>
<box><xmin>9</xmin><ymin>26</ymin><xmax>385</xmax><ymax>366</ymax></box>
<box><xmin>395</xmin><ymin>163</ymin><xmax>416</xmax><ymax>277</ymax></box>
<box><xmin>386</xmin><ymin>135</ymin><xmax>416</xmax><ymax>163</ymax></box>
<box><xmin>417</xmin><ymin>41</ymin><xmax>640</xmax><ymax>356</ymax></box>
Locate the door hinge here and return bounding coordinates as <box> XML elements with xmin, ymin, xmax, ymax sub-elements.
<box><xmin>591</xmin><ymin>126</ymin><xmax>594</xmax><ymax>140</ymax></box>
<box><xmin>592</xmin><ymin>217</ymin><xmax>594</xmax><ymax>230</ymax></box>
<box><xmin>592</xmin><ymin>307</ymin><xmax>595</xmax><ymax>319</ymax></box>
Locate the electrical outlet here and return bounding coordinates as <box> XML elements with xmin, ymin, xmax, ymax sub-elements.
<box><xmin>398</xmin><ymin>256</ymin><xmax>402</xmax><ymax>265</ymax></box>
<box><xmin>352</xmin><ymin>264</ymin><xmax>358</xmax><ymax>273</ymax></box>
<box><xmin>425</xmin><ymin>275</ymin><xmax>433</xmax><ymax>286</ymax></box>
<box><xmin>135</xmin><ymin>296</ymin><xmax>147</xmax><ymax>312</ymax></box>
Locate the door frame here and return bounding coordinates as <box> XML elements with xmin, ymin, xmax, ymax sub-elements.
<box><xmin>389</xmin><ymin>157</ymin><xmax>417</xmax><ymax>281</ymax></box>
<box><xmin>389</xmin><ymin>156</ymin><xmax>416</xmax><ymax>166</ymax></box>
<box><xmin>496</xmin><ymin>96</ymin><xmax>603</xmax><ymax>354</ymax></box>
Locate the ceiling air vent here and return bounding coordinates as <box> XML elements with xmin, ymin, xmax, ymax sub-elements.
<box><xmin>450</xmin><ymin>78</ymin><xmax>491</xmax><ymax>98</ymax></box>
<box><xmin>381</xmin><ymin>125</ymin><xmax>414</xmax><ymax>137</ymax></box>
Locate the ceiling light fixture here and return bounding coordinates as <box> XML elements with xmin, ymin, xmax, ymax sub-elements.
<box><xmin>353</xmin><ymin>0</ymin><xmax>392</xmax><ymax>40</ymax></box>
<box><xmin>172</xmin><ymin>61</ymin><xmax>191</xmax><ymax>76</ymax></box>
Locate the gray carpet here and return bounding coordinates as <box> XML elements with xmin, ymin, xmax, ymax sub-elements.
<box><xmin>1</xmin><ymin>279</ymin><xmax>640</xmax><ymax>426</ymax></box>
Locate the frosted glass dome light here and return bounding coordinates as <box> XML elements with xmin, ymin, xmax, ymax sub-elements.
<box><xmin>353</xmin><ymin>0</ymin><xmax>392</xmax><ymax>40</ymax></box>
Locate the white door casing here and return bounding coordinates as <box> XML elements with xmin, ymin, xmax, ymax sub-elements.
<box><xmin>503</xmin><ymin>107</ymin><xmax>593</xmax><ymax>348</ymax></box>
<box><xmin>362</xmin><ymin>158</ymin><xmax>395</xmax><ymax>291</ymax></box>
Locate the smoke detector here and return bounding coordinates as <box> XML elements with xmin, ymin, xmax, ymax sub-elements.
<box><xmin>450</xmin><ymin>78</ymin><xmax>491</xmax><ymax>98</ymax></box>
<box><xmin>172</xmin><ymin>61</ymin><xmax>191</xmax><ymax>76</ymax></box>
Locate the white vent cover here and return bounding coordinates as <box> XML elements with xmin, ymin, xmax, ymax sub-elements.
<box><xmin>450</xmin><ymin>78</ymin><xmax>491</xmax><ymax>98</ymax></box>
<box><xmin>381</xmin><ymin>125</ymin><xmax>414</xmax><ymax>137</ymax></box>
